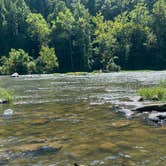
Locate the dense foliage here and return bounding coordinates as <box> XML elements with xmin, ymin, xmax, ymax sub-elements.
<box><xmin>0</xmin><ymin>0</ymin><xmax>165</xmax><ymax>74</ymax></box>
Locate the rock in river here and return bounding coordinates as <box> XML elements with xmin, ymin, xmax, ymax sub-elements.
<box><xmin>116</xmin><ymin>103</ymin><xmax>166</xmax><ymax>126</ymax></box>
<box><xmin>148</xmin><ymin>112</ymin><xmax>166</xmax><ymax>122</ymax></box>
<box><xmin>3</xmin><ymin>109</ymin><xmax>14</xmax><ymax>116</ymax></box>
<box><xmin>131</xmin><ymin>104</ymin><xmax>166</xmax><ymax>125</ymax></box>
<box><xmin>22</xmin><ymin>146</ymin><xmax>61</xmax><ymax>157</ymax></box>
<box><xmin>0</xmin><ymin>99</ymin><xmax>8</xmax><ymax>104</ymax></box>
<box><xmin>11</xmin><ymin>73</ymin><xmax>19</xmax><ymax>77</ymax></box>
<box><xmin>132</xmin><ymin>104</ymin><xmax>166</xmax><ymax>113</ymax></box>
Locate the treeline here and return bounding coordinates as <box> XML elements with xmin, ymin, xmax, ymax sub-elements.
<box><xmin>0</xmin><ymin>0</ymin><xmax>165</xmax><ymax>74</ymax></box>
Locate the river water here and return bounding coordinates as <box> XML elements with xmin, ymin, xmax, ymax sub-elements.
<box><xmin>0</xmin><ymin>71</ymin><xmax>166</xmax><ymax>165</ymax></box>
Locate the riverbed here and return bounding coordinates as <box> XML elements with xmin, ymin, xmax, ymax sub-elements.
<box><xmin>0</xmin><ymin>71</ymin><xmax>166</xmax><ymax>165</ymax></box>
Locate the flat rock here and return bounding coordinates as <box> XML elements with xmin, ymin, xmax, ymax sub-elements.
<box><xmin>132</xmin><ymin>104</ymin><xmax>166</xmax><ymax>113</ymax></box>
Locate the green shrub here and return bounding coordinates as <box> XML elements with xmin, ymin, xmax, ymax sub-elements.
<box><xmin>138</xmin><ymin>86</ymin><xmax>166</xmax><ymax>101</ymax></box>
<box><xmin>106</xmin><ymin>62</ymin><xmax>121</xmax><ymax>72</ymax></box>
<box><xmin>28</xmin><ymin>61</ymin><xmax>37</xmax><ymax>74</ymax></box>
<box><xmin>0</xmin><ymin>88</ymin><xmax>13</xmax><ymax>102</ymax></box>
<box><xmin>1</xmin><ymin>49</ymin><xmax>32</xmax><ymax>74</ymax></box>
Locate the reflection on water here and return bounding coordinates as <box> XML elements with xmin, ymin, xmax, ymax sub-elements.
<box><xmin>0</xmin><ymin>71</ymin><xmax>166</xmax><ymax>165</ymax></box>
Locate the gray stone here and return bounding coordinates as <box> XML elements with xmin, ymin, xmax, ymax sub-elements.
<box><xmin>11</xmin><ymin>73</ymin><xmax>19</xmax><ymax>77</ymax></box>
<box><xmin>3</xmin><ymin>109</ymin><xmax>14</xmax><ymax>116</ymax></box>
<box><xmin>148</xmin><ymin>112</ymin><xmax>166</xmax><ymax>122</ymax></box>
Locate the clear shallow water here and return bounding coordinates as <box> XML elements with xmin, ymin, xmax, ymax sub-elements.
<box><xmin>0</xmin><ymin>71</ymin><xmax>166</xmax><ymax>165</ymax></box>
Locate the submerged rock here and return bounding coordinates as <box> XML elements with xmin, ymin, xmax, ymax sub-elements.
<box><xmin>111</xmin><ymin>121</ymin><xmax>130</xmax><ymax>128</ymax></box>
<box><xmin>0</xmin><ymin>145</ymin><xmax>62</xmax><ymax>161</ymax></box>
<box><xmin>22</xmin><ymin>146</ymin><xmax>61</xmax><ymax>157</ymax></box>
<box><xmin>148</xmin><ymin>112</ymin><xmax>166</xmax><ymax>123</ymax></box>
<box><xmin>11</xmin><ymin>73</ymin><xmax>19</xmax><ymax>77</ymax></box>
<box><xmin>3</xmin><ymin>109</ymin><xmax>14</xmax><ymax>116</ymax></box>
<box><xmin>118</xmin><ymin>108</ymin><xmax>134</xmax><ymax>118</ymax></box>
<box><xmin>99</xmin><ymin>142</ymin><xmax>116</xmax><ymax>151</ymax></box>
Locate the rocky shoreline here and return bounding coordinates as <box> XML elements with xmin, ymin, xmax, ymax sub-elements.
<box><xmin>115</xmin><ymin>97</ymin><xmax>166</xmax><ymax>126</ymax></box>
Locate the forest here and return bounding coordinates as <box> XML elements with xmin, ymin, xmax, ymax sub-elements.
<box><xmin>0</xmin><ymin>0</ymin><xmax>165</xmax><ymax>74</ymax></box>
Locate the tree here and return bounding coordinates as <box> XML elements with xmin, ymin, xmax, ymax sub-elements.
<box><xmin>1</xmin><ymin>49</ymin><xmax>31</xmax><ymax>74</ymax></box>
<box><xmin>26</xmin><ymin>13</ymin><xmax>51</xmax><ymax>57</ymax></box>
<box><xmin>152</xmin><ymin>0</ymin><xmax>166</xmax><ymax>68</ymax></box>
<box><xmin>92</xmin><ymin>14</ymin><xmax>120</xmax><ymax>71</ymax></box>
<box><xmin>51</xmin><ymin>8</ymin><xmax>75</xmax><ymax>72</ymax></box>
<box><xmin>36</xmin><ymin>45</ymin><xmax>59</xmax><ymax>73</ymax></box>
<box><xmin>0</xmin><ymin>0</ymin><xmax>166</xmax><ymax>73</ymax></box>
<box><xmin>0</xmin><ymin>0</ymin><xmax>30</xmax><ymax>56</ymax></box>
<box><xmin>71</xmin><ymin>2</ymin><xmax>93</xmax><ymax>71</ymax></box>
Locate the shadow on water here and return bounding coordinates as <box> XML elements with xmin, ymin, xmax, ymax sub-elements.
<box><xmin>0</xmin><ymin>71</ymin><xmax>166</xmax><ymax>165</ymax></box>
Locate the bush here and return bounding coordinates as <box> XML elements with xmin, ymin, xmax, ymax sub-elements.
<box><xmin>138</xmin><ymin>86</ymin><xmax>166</xmax><ymax>101</ymax></box>
<box><xmin>0</xmin><ymin>88</ymin><xmax>13</xmax><ymax>102</ymax></box>
<box><xmin>27</xmin><ymin>61</ymin><xmax>37</xmax><ymax>74</ymax></box>
<box><xmin>106</xmin><ymin>62</ymin><xmax>121</xmax><ymax>72</ymax></box>
<box><xmin>1</xmin><ymin>49</ymin><xmax>32</xmax><ymax>74</ymax></box>
<box><xmin>36</xmin><ymin>45</ymin><xmax>59</xmax><ymax>73</ymax></box>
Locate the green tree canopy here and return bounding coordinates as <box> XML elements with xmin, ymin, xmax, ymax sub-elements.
<box><xmin>36</xmin><ymin>45</ymin><xmax>59</xmax><ymax>74</ymax></box>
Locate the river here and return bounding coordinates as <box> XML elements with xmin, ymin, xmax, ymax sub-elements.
<box><xmin>0</xmin><ymin>71</ymin><xmax>166</xmax><ymax>165</ymax></box>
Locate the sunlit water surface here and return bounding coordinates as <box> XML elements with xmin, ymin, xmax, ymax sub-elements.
<box><xmin>0</xmin><ymin>71</ymin><xmax>166</xmax><ymax>165</ymax></box>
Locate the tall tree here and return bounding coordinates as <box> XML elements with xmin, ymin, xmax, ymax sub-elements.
<box><xmin>0</xmin><ymin>0</ymin><xmax>30</xmax><ymax>56</ymax></box>
<box><xmin>152</xmin><ymin>0</ymin><xmax>166</xmax><ymax>68</ymax></box>
<box><xmin>26</xmin><ymin>13</ymin><xmax>51</xmax><ymax>57</ymax></box>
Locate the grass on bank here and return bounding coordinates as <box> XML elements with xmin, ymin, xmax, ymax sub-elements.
<box><xmin>0</xmin><ymin>88</ymin><xmax>13</xmax><ymax>102</ymax></box>
<box><xmin>138</xmin><ymin>80</ymin><xmax>166</xmax><ymax>101</ymax></box>
<box><xmin>138</xmin><ymin>87</ymin><xmax>166</xmax><ymax>101</ymax></box>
